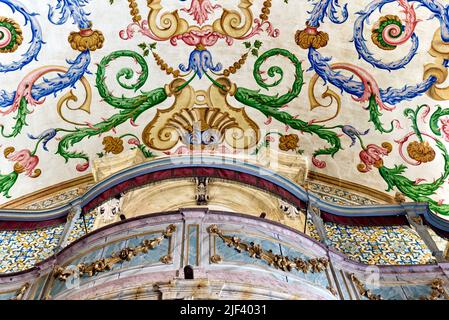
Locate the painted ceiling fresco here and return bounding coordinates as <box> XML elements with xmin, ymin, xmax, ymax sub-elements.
<box><xmin>1</xmin><ymin>0</ymin><xmax>449</xmax><ymax>219</ymax></box>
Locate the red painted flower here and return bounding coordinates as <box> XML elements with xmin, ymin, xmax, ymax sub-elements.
<box><xmin>440</xmin><ymin>118</ymin><xmax>449</xmax><ymax>143</ymax></box>
<box><xmin>357</xmin><ymin>143</ymin><xmax>392</xmax><ymax>173</ymax></box>
<box><xmin>5</xmin><ymin>148</ymin><xmax>40</xmax><ymax>177</ymax></box>
<box><xmin>312</xmin><ymin>156</ymin><xmax>326</xmax><ymax>169</ymax></box>
<box><xmin>128</xmin><ymin>138</ymin><xmax>141</xmax><ymax>146</ymax></box>
<box><xmin>76</xmin><ymin>162</ymin><xmax>89</xmax><ymax>172</ymax></box>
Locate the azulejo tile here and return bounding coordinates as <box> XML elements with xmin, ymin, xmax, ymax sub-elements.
<box><xmin>307</xmin><ymin>219</ymin><xmax>435</xmax><ymax>265</ymax></box>
<box><xmin>65</xmin><ymin>211</ymin><xmax>96</xmax><ymax>246</ymax></box>
<box><xmin>0</xmin><ymin>225</ymin><xmax>64</xmax><ymax>273</ymax></box>
<box><xmin>308</xmin><ymin>182</ymin><xmax>380</xmax><ymax>206</ymax></box>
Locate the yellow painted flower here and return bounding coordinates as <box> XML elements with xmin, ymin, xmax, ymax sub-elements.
<box><xmin>407</xmin><ymin>141</ymin><xmax>435</xmax><ymax>163</ymax></box>
<box><xmin>3</xmin><ymin>146</ymin><xmax>15</xmax><ymax>158</ymax></box>
<box><xmin>279</xmin><ymin>134</ymin><xmax>300</xmax><ymax>152</ymax></box>
<box><xmin>0</xmin><ymin>17</ymin><xmax>23</xmax><ymax>53</ymax></box>
<box><xmin>102</xmin><ymin>136</ymin><xmax>124</xmax><ymax>155</ymax></box>
<box><xmin>68</xmin><ymin>27</ymin><xmax>104</xmax><ymax>52</ymax></box>
<box><xmin>295</xmin><ymin>23</ymin><xmax>329</xmax><ymax>49</ymax></box>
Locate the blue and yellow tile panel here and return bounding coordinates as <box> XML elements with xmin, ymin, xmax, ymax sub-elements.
<box><xmin>0</xmin><ymin>225</ymin><xmax>64</xmax><ymax>273</ymax></box>
<box><xmin>308</xmin><ymin>220</ymin><xmax>435</xmax><ymax>265</ymax></box>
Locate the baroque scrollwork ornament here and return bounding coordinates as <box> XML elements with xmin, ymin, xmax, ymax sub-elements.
<box><xmin>160</xmin><ymin>255</ymin><xmax>173</xmax><ymax>264</ymax></box>
<box><xmin>210</xmin><ymin>254</ymin><xmax>223</xmax><ymax>264</ymax></box>
<box><xmin>142</xmin><ymin>77</ymin><xmax>259</xmax><ymax>151</ymax></box>
<box><xmin>1</xmin><ymin>0</ymin><xmax>449</xmax><ymax>225</ymax></box>
<box><xmin>424</xmin><ymin>28</ymin><xmax>449</xmax><ymax>100</ymax></box>
<box><xmin>53</xmin><ymin>224</ymin><xmax>176</xmax><ymax>281</ymax></box>
<box><xmin>208</xmin><ymin>225</ymin><xmax>328</xmax><ymax>274</ymax></box>
<box><xmin>139</xmin><ymin>0</ymin><xmax>262</xmax><ymax>45</ymax></box>
<box><xmin>421</xmin><ymin>278</ymin><xmax>449</xmax><ymax>300</ymax></box>
<box><xmin>350</xmin><ymin>274</ymin><xmax>383</xmax><ymax>301</ymax></box>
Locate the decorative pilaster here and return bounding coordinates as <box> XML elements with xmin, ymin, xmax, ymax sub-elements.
<box><xmin>307</xmin><ymin>201</ymin><xmax>329</xmax><ymax>246</ymax></box>
<box><xmin>53</xmin><ymin>224</ymin><xmax>177</xmax><ymax>281</ymax></box>
<box><xmin>403</xmin><ymin>204</ymin><xmax>444</xmax><ymax>262</ymax></box>
<box><xmin>55</xmin><ymin>202</ymin><xmax>82</xmax><ymax>251</ymax></box>
<box><xmin>180</xmin><ymin>208</ymin><xmax>207</xmax><ymax>269</ymax></box>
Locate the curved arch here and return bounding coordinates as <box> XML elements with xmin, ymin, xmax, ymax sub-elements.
<box><xmin>0</xmin><ymin>155</ymin><xmax>443</xmax><ymax>232</ymax></box>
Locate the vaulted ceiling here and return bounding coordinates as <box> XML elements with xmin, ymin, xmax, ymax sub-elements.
<box><xmin>1</xmin><ymin>0</ymin><xmax>449</xmax><ymax>220</ymax></box>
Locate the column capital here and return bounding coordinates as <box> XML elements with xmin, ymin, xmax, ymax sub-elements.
<box><xmin>67</xmin><ymin>204</ymin><xmax>82</xmax><ymax>221</ymax></box>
